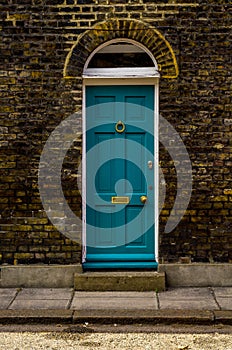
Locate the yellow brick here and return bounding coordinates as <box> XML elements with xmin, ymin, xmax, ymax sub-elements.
<box><xmin>224</xmin><ymin>189</ymin><xmax>232</xmax><ymax>195</ymax></box>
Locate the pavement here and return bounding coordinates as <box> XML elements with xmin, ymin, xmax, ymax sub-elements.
<box><xmin>0</xmin><ymin>287</ymin><xmax>232</xmax><ymax>325</ymax></box>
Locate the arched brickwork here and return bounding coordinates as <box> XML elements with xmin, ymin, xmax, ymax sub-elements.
<box><xmin>64</xmin><ymin>19</ymin><xmax>179</xmax><ymax>79</ymax></box>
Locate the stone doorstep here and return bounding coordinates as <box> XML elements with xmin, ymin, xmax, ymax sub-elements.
<box><xmin>74</xmin><ymin>271</ymin><xmax>165</xmax><ymax>292</ymax></box>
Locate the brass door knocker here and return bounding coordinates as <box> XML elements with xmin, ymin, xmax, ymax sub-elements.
<box><xmin>115</xmin><ymin>120</ymin><xmax>125</xmax><ymax>133</ymax></box>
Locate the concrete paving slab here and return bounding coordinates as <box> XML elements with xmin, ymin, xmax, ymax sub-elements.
<box><xmin>9</xmin><ymin>299</ymin><xmax>70</xmax><ymax>310</ymax></box>
<box><xmin>215</xmin><ymin>298</ymin><xmax>232</xmax><ymax>310</ymax></box>
<box><xmin>0</xmin><ymin>288</ymin><xmax>18</xmax><ymax>297</ymax></box>
<box><xmin>71</xmin><ymin>291</ymin><xmax>158</xmax><ymax>310</ymax></box>
<box><xmin>158</xmin><ymin>288</ymin><xmax>219</xmax><ymax>310</ymax></box>
<box><xmin>16</xmin><ymin>288</ymin><xmax>73</xmax><ymax>300</ymax></box>
<box><xmin>213</xmin><ymin>287</ymin><xmax>232</xmax><ymax>310</ymax></box>
<box><xmin>213</xmin><ymin>287</ymin><xmax>232</xmax><ymax>297</ymax></box>
<box><xmin>0</xmin><ymin>298</ymin><xmax>15</xmax><ymax>310</ymax></box>
<box><xmin>0</xmin><ymin>289</ymin><xmax>18</xmax><ymax>310</ymax></box>
<box><xmin>159</xmin><ymin>287</ymin><xmax>212</xmax><ymax>299</ymax></box>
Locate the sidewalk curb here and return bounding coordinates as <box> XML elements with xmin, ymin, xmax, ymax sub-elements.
<box><xmin>73</xmin><ymin>309</ymin><xmax>214</xmax><ymax>325</ymax></box>
<box><xmin>0</xmin><ymin>309</ymin><xmax>232</xmax><ymax>325</ymax></box>
<box><xmin>0</xmin><ymin>310</ymin><xmax>73</xmax><ymax>324</ymax></box>
<box><xmin>214</xmin><ymin>311</ymin><xmax>232</xmax><ymax>325</ymax></box>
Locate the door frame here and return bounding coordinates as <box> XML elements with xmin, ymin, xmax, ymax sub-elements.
<box><xmin>81</xmin><ymin>41</ymin><xmax>160</xmax><ymax>265</ymax></box>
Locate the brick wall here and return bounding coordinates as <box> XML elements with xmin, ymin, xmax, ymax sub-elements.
<box><xmin>0</xmin><ymin>0</ymin><xmax>231</xmax><ymax>264</ymax></box>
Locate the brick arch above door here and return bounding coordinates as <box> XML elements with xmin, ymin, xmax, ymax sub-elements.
<box><xmin>64</xmin><ymin>19</ymin><xmax>179</xmax><ymax>79</ymax></box>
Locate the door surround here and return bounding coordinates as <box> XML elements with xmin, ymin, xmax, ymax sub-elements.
<box><xmin>82</xmin><ymin>39</ymin><xmax>160</xmax><ymax>265</ymax></box>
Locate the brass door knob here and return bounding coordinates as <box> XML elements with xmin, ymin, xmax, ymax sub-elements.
<box><xmin>140</xmin><ymin>195</ymin><xmax>147</xmax><ymax>204</ymax></box>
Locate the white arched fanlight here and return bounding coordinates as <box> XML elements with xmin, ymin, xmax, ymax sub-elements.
<box><xmin>83</xmin><ymin>38</ymin><xmax>160</xmax><ymax>78</ymax></box>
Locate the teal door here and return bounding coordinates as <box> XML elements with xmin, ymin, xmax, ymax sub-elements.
<box><xmin>84</xmin><ymin>85</ymin><xmax>157</xmax><ymax>269</ymax></box>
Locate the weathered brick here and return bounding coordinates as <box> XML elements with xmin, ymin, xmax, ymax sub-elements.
<box><xmin>0</xmin><ymin>0</ymin><xmax>231</xmax><ymax>266</ymax></box>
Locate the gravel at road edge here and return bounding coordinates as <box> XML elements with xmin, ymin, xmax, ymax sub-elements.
<box><xmin>0</xmin><ymin>332</ymin><xmax>232</xmax><ymax>350</ymax></box>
